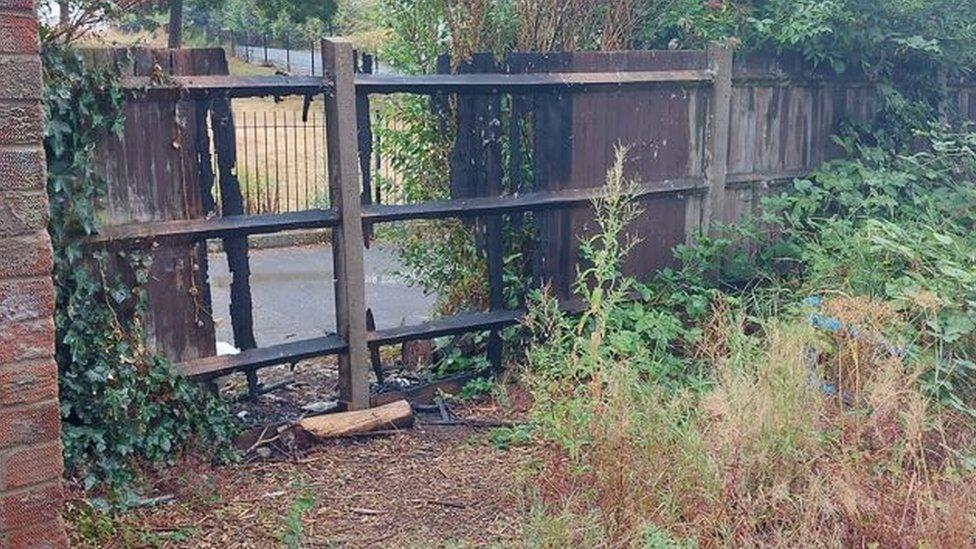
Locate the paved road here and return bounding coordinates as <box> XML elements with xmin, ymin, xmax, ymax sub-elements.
<box><xmin>208</xmin><ymin>244</ymin><xmax>435</xmax><ymax>348</ymax></box>
<box><xmin>234</xmin><ymin>45</ymin><xmax>397</xmax><ymax>77</ymax></box>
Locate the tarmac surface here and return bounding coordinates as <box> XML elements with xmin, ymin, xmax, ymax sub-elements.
<box><xmin>208</xmin><ymin>244</ymin><xmax>435</xmax><ymax>348</ymax></box>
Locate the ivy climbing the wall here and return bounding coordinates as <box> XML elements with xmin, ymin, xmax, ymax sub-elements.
<box><xmin>43</xmin><ymin>46</ymin><xmax>237</xmax><ymax>496</ymax></box>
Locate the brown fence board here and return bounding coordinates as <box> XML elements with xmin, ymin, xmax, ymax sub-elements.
<box><xmin>88</xmin><ymin>47</ymin><xmax>230</xmax><ymax>363</ymax></box>
<box><xmin>507</xmin><ymin>50</ymin><xmax>710</xmax><ymax>297</ymax></box>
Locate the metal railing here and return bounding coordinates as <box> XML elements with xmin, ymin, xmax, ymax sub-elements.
<box><xmin>214</xmin><ymin>110</ymin><xmax>327</xmax><ymax>215</ymax></box>
<box><xmin>213</xmin><ymin>108</ymin><xmax>405</xmax><ymax>215</ymax></box>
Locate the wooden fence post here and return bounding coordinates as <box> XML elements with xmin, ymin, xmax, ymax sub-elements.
<box><xmin>323</xmin><ymin>38</ymin><xmax>371</xmax><ymax>410</ymax></box>
<box><xmin>700</xmin><ymin>42</ymin><xmax>733</xmax><ymax>235</ymax></box>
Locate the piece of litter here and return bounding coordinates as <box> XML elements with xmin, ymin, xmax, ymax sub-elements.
<box><xmin>302</xmin><ymin>400</ymin><xmax>340</xmax><ymax>414</ymax></box>
<box><xmin>216</xmin><ymin>341</ymin><xmax>241</xmax><ymax>356</ymax></box>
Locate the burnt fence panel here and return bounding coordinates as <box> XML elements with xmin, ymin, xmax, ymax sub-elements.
<box><xmin>84</xmin><ymin>41</ymin><xmax>976</xmax><ymax>410</ymax></box>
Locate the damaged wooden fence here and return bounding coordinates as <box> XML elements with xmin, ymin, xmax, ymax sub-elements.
<box><xmin>85</xmin><ymin>39</ymin><xmax>976</xmax><ymax>412</ymax></box>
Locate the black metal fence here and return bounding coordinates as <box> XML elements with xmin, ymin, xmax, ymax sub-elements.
<box><xmin>211</xmin><ymin>107</ymin><xmax>404</xmax><ymax>215</ymax></box>
<box><xmin>213</xmin><ymin>110</ymin><xmax>327</xmax><ymax>215</ymax></box>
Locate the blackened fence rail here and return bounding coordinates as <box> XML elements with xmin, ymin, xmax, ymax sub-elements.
<box><xmin>104</xmin><ymin>39</ymin><xmax>728</xmax><ymax>410</ymax></box>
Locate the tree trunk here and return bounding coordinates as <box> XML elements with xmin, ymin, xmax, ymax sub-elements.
<box><xmin>167</xmin><ymin>0</ymin><xmax>183</xmax><ymax>48</ymax></box>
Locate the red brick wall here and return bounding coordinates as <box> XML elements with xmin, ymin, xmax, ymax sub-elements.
<box><xmin>0</xmin><ymin>0</ymin><xmax>67</xmax><ymax>546</ymax></box>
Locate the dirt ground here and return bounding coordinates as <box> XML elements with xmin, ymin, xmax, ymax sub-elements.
<box><xmin>65</xmin><ymin>397</ymin><xmax>538</xmax><ymax>548</ymax></box>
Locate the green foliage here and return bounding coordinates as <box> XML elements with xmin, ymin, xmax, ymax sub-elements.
<box><xmin>520</xmin><ymin>129</ymin><xmax>976</xmax><ymax>547</ymax></box>
<box><xmin>43</xmin><ymin>46</ymin><xmax>237</xmax><ymax>495</ymax></box>
<box><xmin>274</xmin><ymin>484</ymin><xmax>316</xmax><ymax>548</ymax></box>
<box><xmin>456</xmin><ymin>376</ymin><xmax>493</xmax><ymax>400</ymax></box>
<box><xmin>488</xmin><ymin>422</ymin><xmax>533</xmax><ymax>450</ymax></box>
<box><xmin>761</xmin><ymin>126</ymin><xmax>976</xmax><ymax>415</ymax></box>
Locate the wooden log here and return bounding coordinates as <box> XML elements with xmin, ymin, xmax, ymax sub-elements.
<box><xmin>296</xmin><ymin>399</ymin><xmax>414</xmax><ymax>439</ymax></box>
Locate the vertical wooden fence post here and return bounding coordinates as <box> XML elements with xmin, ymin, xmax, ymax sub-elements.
<box><xmin>485</xmin><ymin>91</ymin><xmax>504</xmax><ymax>374</ymax></box>
<box><xmin>323</xmin><ymin>38</ymin><xmax>371</xmax><ymax>410</ymax></box>
<box><xmin>701</xmin><ymin>42</ymin><xmax>733</xmax><ymax>235</ymax></box>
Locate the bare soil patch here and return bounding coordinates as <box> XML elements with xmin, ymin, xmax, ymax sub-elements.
<box><xmin>66</xmin><ymin>400</ymin><xmax>536</xmax><ymax>547</ymax></box>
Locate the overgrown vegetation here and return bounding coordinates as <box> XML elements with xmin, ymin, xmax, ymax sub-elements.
<box><xmin>43</xmin><ymin>46</ymin><xmax>236</xmax><ymax>496</ymax></box>
<box><xmin>518</xmin><ymin>134</ymin><xmax>976</xmax><ymax>545</ymax></box>
<box><xmin>371</xmin><ymin>0</ymin><xmax>976</xmax><ymax>376</ymax></box>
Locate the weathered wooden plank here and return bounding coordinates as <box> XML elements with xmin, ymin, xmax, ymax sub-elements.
<box><xmin>701</xmin><ymin>43</ymin><xmax>733</xmax><ymax>235</ymax></box>
<box><xmin>725</xmin><ymin>168</ymin><xmax>811</xmax><ymax>187</ymax></box>
<box><xmin>324</xmin><ymin>38</ymin><xmax>372</xmax><ymax>411</ymax></box>
<box><xmin>365</xmin><ymin>308</ymin><xmax>384</xmax><ymax>383</ymax></box>
<box><xmin>87</xmin><ymin>209</ymin><xmax>340</xmax><ymax>243</ymax></box>
<box><xmin>211</xmin><ymin>98</ymin><xmax>258</xmax><ymax>371</ymax></box>
<box><xmin>356</xmin><ymin>70</ymin><xmax>713</xmax><ymax>94</ymax></box>
<box><xmin>295</xmin><ymin>400</ymin><xmax>413</xmax><ymax>439</ymax></box>
<box><xmin>368</xmin><ymin>309</ymin><xmax>525</xmax><ymax>347</ymax></box>
<box><xmin>194</xmin><ymin>99</ymin><xmax>217</xmax><ymax>215</ymax></box>
<box><xmin>89</xmin><ymin>47</ymin><xmax>219</xmax><ymax>363</ymax></box>
<box><xmin>121</xmin><ymin>70</ymin><xmax>714</xmax><ymax>99</ymax></box>
<box><xmin>363</xmin><ymin>178</ymin><xmax>703</xmax><ymax>223</ymax></box>
<box><xmin>179</xmin><ymin>335</ymin><xmax>347</xmax><ymax>380</ymax></box>
<box><xmin>484</xmin><ymin>75</ymin><xmax>505</xmax><ymax>374</ymax></box>
<box><xmin>356</xmin><ymin>54</ymin><xmax>374</xmax><ymax>246</ymax></box>
<box><xmin>368</xmin><ymin>299</ymin><xmax>585</xmax><ymax>347</ymax></box>
<box><xmin>122</xmin><ymin>75</ymin><xmax>330</xmax><ymax>98</ymax></box>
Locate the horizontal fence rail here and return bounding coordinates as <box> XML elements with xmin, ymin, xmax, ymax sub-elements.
<box><xmin>88</xmin><ymin>177</ymin><xmax>704</xmax><ymax>243</ymax></box>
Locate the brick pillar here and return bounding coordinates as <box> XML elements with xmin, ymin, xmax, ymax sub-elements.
<box><xmin>0</xmin><ymin>0</ymin><xmax>68</xmax><ymax>546</ymax></box>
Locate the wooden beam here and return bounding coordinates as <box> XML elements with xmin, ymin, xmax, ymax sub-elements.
<box><xmin>484</xmin><ymin>84</ymin><xmax>504</xmax><ymax>374</ymax></box>
<box><xmin>368</xmin><ymin>299</ymin><xmax>585</xmax><ymax>347</ymax></box>
<box><xmin>122</xmin><ymin>75</ymin><xmax>330</xmax><ymax>98</ymax></box>
<box><xmin>122</xmin><ymin>70</ymin><xmax>713</xmax><ymax>99</ymax></box>
<box><xmin>211</xmin><ymin>98</ymin><xmax>258</xmax><ymax>377</ymax></box>
<box><xmin>86</xmin><ymin>209</ymin><xmax>339</xmax><ymax>243</ymax></box>
<box><xmin>355</xmin><ymin>70</ymin><xmax>714</xmax><ymax>94</ymax></box>
<box><xmin>324</xmin><ymin>38</ymin><xmax>371</xmax><ymax>411</ymax></box>
<box><xmin>179</xmin><ymin>335</ymin><xmax>346</xmax><ymax>380</ymax></box>
<box><xmin>368</xmin><ymin>309</ymin><xmax>524</xmax><ymax>347</ymax></box>
<box><xmin>295</xmin><ymin>400</ymin><xmax>414</xmax><ymax>439</ymax></box>
<box><xmin>362</xmin><ymin>178</ymin><xmax>703</xmax><ymax>224</ymax></box>
<box><xmin>700</xmin><ymin>43</ymin><xmax>734</xmax><ymax>235</ymax></box>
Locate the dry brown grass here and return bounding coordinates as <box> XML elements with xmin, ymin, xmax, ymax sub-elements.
<box><xmin>528</xmin><ymin>297</ymin><xmax>976</xmax><ymax>548</ymax></box>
